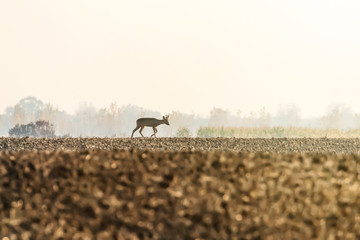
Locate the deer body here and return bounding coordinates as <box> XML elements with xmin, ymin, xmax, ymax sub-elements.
<box><xmin>131</xmin><ymin>115</ymin><xmax>169</xmax><ymax>138</ymax></box>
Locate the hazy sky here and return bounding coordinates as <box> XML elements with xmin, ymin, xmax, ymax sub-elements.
<box><xmin>1</xmin><ymin>0</ymin><xmax>360</xmax><ymax>118</ymax></box>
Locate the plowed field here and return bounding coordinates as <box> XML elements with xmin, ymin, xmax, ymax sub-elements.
<box><xmin>1</xmin><ymin>137</ymin><xmax>360</xmax><ymax>152</ymax></box>
<box><xmin>1</xmin><ymin>138</ymin><xmax>360</xmax><ymax>239</ymax></box>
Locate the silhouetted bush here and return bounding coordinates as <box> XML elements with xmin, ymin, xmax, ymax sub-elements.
<box><xmin>8</xmin><ymin>120</ymin><xmax>56</xmax><ymax>138</ymax></box>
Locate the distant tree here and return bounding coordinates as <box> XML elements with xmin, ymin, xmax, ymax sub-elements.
<box><xmin>257</xmin><ymin>107</ymin><xmax>271</xmax><ymax>127</ymax></box>
<box><xmin>73</xmin><ymin>102</ymin><xmax>98</xmax><ymax>136</ymax></box>
<box><xmin>18</xmin><ymin>96</ymin><xmax>44</xmax><ymax>112</ymax></box>
<box><xmin>2</xmin><ymin>97</ymin><xmax>46</xmax><ymax>133</ymax></box>
<box><xmin>354</xmin><ymin>113</ymin><xmax>360</xmax><ymax>129</ymax></box>
<box><xmin>322</xmin><ymin>105</ymin><xmax>351</xmax><ymax>129</ymax></box>
<box><xmin>11</xmin><ymin>104</ymin><xmax>26</xmax><ymax>125</ymax></box>
<box><xmin>37</xmin><ymin>103</ymin><xmax>58</xmax><ymax>123</ymax></box>
<box><xmin>209</xmin><ymin>108</ymin><xmax>229</xmax><ymax>126</ymax></box>
<box><xmin>227</xmin><ymin>109</ymin><xmax>243</xmax><ymax>127</ymax></box>
<box><xmin>19</xmin><ymin>96</ymin><xmax>45</xmax><ymax>121</ymax></box>
<box><xmin>97</xmin><ymin>102</ymin><xmax>124</xmax><ymax>137</ymax></box>
<box><xmin>165</xmin><ymin>111</ymin><xmax>182</xmax><ymax>136</ymax></box>
<box><xmin>54</xmin><ymin>111</ymin><xmax>73</xmax><ymax>137</ymax></box>
<box><xmin>242</xmin><ymin>111</ymin><xmax>257</xmax><ymax>127</ymax></box>
<box><xmin>0</xmin><ymin>115</ymin><xmax>3</xmax><ymax>135</ymax></box>
<box><xmin>274</xmin><ymin>104</ymin><xmax>301</xmax><ymax>127</ymax></box>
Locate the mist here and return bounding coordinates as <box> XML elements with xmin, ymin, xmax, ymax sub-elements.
<box><xmin>1</xmin><ymin>96</ymin><xmax>360</xmax><ymax>138</ymax></box>
<box><xmin>2</xmin><ymin>1</ymin><xmax>360</xmax><ymax>120</ymax></box>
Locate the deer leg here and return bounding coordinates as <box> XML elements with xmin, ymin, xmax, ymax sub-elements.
<box><xmin>151</xmin><ymin>127</ymin><xmax>157</xmax><ymax>137</ymax></box>
<box><xmin>131</xmin><ymin>126</ymin><xmax>140</xmax><ymax>138</ymax></box>
<box><xmin>139</xmin><ymin>126</ymin><xmax>145</xmax><ymax>137</ymax></box>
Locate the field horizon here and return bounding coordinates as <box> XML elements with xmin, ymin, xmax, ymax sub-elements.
<box><xmin>2</xmin><ymin>137</ymin><xmax>360</xmax><ymax>153</ymax></box>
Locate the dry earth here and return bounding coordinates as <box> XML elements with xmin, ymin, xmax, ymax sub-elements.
<box><xmin>1</xmin><ymin>138</ymin><xmax>360</xmax><ymax>239</ymax></box>
<box><xmin>1</xmin><ymin>137</ymin><xmax>360</xmax><ymax>153</ymax></box>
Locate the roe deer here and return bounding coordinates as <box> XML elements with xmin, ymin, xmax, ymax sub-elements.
<box><xmin>131</xmin><ymin>115</ymin><xmax>170</xmax><ymax>138</ymax></box>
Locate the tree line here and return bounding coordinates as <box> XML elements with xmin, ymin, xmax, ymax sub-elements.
<box><xmin>1</xmin><ymin>96</ymin><xmax>360</xmax><ymax>137</ymax></box>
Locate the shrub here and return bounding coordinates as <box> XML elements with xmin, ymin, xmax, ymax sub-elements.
<box><xmin>9</xmin><ymin>120</ymin><xmax>56</xmax><ymax>138</ymax></box>
<box><xmin>176</xmin><ymin>127</ymin><xmax>191</xmax><ymax>137</ymax></box>
<box><xmin>196</xmin><ymin>126</ymin><xmax>360</xmax><ymax>138</ymax></box>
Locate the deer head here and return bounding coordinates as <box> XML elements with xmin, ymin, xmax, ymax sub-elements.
<box><xmin>163</xmin><ymin>114</ymin><xmax>170</xmax><ymax>125</ymax></box>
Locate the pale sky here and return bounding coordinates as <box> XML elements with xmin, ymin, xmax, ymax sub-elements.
<box><xmin>1</xmin><ymin>0</ymin><xmax>360</xmax><ymax>118</ymax></box>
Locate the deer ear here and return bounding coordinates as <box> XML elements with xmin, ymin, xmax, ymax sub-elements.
<box><xmin>163</xmin><ymin>116</ymin><xmax>165</xmax><ymax>120</ymax></box>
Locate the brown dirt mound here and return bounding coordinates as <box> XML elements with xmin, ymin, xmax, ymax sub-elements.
<box><xmin>1</xmin><ymin>149</ymin><xmax>360</xmax><ymax>239</ymax></box>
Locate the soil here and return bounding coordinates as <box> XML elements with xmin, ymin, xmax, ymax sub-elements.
<box><xmin>1</xmin><ymin>138</ymin><xmax>360</xmax><ymax>239</ymax></box>
<box><xmin>1</xmin><ymin>137</ymin><xmax>360</xmax><ymax>153</ymax></box>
